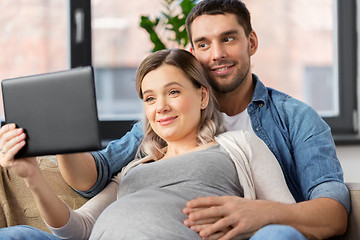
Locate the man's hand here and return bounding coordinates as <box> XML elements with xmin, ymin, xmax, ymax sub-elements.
<box><xmin>183</xmin><ymin>196</ymin><xmax>348</xmax><ymax>240</ymax></box>
<box><xmin>183</xmin><ymin>196</ymin><xmax>274</xmax><ymax>240</ymax></box>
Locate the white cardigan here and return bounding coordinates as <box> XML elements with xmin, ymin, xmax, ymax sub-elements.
<box><xmin>49</xmin><ymin>130</ymin><xmax>295</xmax><ymax>240</ymax></box>
<box><xmin>215</xmin><ymin>131</ymin><xmax>295</xmax><ymax>202</ymax></box>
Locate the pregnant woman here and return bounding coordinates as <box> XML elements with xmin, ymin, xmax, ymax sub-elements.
<box><xmin>0</xmin><ymin>49</ymin><xmax>294</xmax><ymax>240</ymax></box>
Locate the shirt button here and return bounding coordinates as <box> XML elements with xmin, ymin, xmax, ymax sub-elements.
<box><xmin>259</xmin><ymin>103</ymin><xmax>263</xmax><ymax>108</ymax></box>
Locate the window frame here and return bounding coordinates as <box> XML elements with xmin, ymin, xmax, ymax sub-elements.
<box><xmin>69</xmin><ymin>0</ymin><xmax>136</xmax><ymax>144</ymax></box>
<box><xmin>69</xmin><ymin>0</ymin><xmax>359</xmax><ymax>144</ymax></box>
<box><xmin>69</xmin><ymin>0</ymin><xmax>92</xmax><ymax>68</ymax></box>
<box><xmin>322</xmin><ymin>0</ymin><xmax>358</xmax><ymax>136</ymax></box>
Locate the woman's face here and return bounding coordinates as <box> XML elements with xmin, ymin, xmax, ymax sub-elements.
<box><xmin>141</xmin><ymin>64</ymin><xmax>208</xmax><ymax>144</ymax></box>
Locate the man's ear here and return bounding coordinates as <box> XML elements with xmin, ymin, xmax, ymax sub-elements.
<box><xmin>190</xmin><ymin>46</ymin><xmax>195</xmax><ymax>55</ymax></box>
<box><xmin>249</xmin><ymin>30</ymin><xmax>258</xmax><ymax>56</ymax></box>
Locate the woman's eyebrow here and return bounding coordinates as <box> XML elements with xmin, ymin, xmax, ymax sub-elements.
<box><xmin>164</xmin><ymin>82</ymin><xmax>184</xmax><ymax>88</ymax></box>
<box><xmin>142</xmin><ymin>82</ymin><xmax>183</xmax><ymax>95</ymax></box>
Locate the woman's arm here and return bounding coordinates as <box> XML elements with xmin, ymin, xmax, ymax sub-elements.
<box><xmin>0</xmin><ymin>123</ymin><xmax>118</xmax><ymax>238</ymax></box>
<box><xmin>0</xmin><ymin>124</ymin><xmax>70</xmax><ymax>228</ymax></box>
<box><xmin>24</xmin><ymin>166</ymin><xmax>71</xmax><ymax>228</ymax></box>
<box><xmin>48</xmin><ymin>175</ymin><xmax>119</xmax><ymax>239</ymax></box>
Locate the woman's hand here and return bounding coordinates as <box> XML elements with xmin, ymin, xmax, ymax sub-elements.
<box><xmin>0</xmin><ymin>123</ymin><xmax>38</xmax><ymax>179</ymax></box>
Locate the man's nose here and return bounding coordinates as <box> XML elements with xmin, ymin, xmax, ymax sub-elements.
<box><xmin>211</xmin><ymin>42</ymin><xmax>227</xmax><ymax>61</ymax></box>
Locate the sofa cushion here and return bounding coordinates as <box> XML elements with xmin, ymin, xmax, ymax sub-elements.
<box><xmin>340</xmin><ymin>183</ymin><xmax>360</xmax><ymax>240</ymax></box>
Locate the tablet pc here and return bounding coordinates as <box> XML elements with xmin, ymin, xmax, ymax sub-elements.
<box><xmin>2</xmin><ymin>66</ymin><xmax>102</xmax><ymax>158</ymax></box>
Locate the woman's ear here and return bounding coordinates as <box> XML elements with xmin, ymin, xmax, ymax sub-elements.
<box><xmin>200</xmin><ymin>86</ymin><xmax>209</xmax><ymax>109</ymax></box>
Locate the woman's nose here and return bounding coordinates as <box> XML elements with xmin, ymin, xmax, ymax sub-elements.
<box><xmin>156</xmin><ymin>97</ymin><xmax>170</xmax><ymax>113</ymax></box>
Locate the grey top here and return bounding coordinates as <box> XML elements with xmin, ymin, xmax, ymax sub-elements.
<box><xmin>90</xmin><ymin>144</ymin><xmax>242</xmax><ymax>239</ymax></box>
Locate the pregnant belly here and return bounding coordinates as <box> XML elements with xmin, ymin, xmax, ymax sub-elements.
<box><xmin>89</xmin><ymin>188</ymin><xmax>202</xmax><ymax>240</ymax></box>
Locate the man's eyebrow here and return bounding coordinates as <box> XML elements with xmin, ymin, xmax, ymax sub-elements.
<box><xmin>193</xmin><ymin>36</ymin><xmax>207</xmax><ymax>44</ymax></box>
<box><xmin>221</xmin><ymin>29</ymin><xmax>240</xmax><ymax>37</ymax></box>
<box><xmin>193</xmin><ymin>29</ymin><xmax>240</xmax><ymax>44</ymax></box>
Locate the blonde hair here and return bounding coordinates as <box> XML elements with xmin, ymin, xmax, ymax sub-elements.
<box><xmin>135</xmin><ymin>49</ymin><xmax>225</xmax><ymax>160</ymax></box>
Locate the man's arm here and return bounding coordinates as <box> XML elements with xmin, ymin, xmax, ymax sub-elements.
<box><xmin>57</xmin><ymin>153</ymin><xmax>97</xmax><ymax>192</ymax></box>
<box><xmin>183</xmin><ymin>196</ymin><xmax>347</xmax><ymax>240</ymax></box>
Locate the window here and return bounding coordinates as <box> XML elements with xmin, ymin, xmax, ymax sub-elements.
<box><xmin>94</xmin><ymin>67</ymin><xmax>140</xmax><ymax>119</ymax></box>
<box><xmin>90</xmin><ymin>0</ymin><xmax>164</xmax><ymax>120</ymax></box>
<box><xmin>0</xmin><ymin>0</ymin><xmax>69</xmax><ymax>119</ymax></box>
<box><xmin>304</xmin><ymin>66</ymin><xmax>334</xmax><ymax>115</ymax></box>
<box><xmin>1</xmin><ymin>0</ymin><xmax>357</xmax><ymax>142</ymax></box>
<box><xmin>70</xmin><ymin>0</ymin><xmax>165</xmax><ymax>141</ymax></box>
<box><xmin>243</xmin><ymin>0</ymin><xmax>338</xmax><ymax>116</ymax></box>
<box><xmin>241</xmin><ymin>0</ymin><xmax>357</xmax><ymax>135</ymax></box>
<box><xmin>71</xmin><ymin>0</ymin><xmax>355</xmax><ymax>141</ymax></box>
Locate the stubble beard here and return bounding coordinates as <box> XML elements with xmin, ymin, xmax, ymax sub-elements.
<box><xmin>206</xmin><ymin>61</ymin><xmax>251</xmax><ymax>94</ymax></box>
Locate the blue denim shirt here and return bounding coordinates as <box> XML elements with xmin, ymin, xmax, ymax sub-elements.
<box><xmin>248</xmin><ymin>75</ymin><xmax>349</xmax><ymax>213</ymax></box>
<box><xmin>82</xmin><ymin>74</ymin><xmax>350</xmax><ymax>214</ymax></box>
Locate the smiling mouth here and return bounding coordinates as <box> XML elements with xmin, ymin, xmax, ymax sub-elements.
<box><xmin>157</xmin><ymin>116</ymin><xmax>178</xmax><ymax>125</ymax></box>
<box><xmin>211</xmin><ymin>65</ymin><xmax>234</xmax><ymax>75</ymax></box>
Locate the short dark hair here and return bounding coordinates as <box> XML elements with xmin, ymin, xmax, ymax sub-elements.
<box><xmin>186</xmin><ymin>0</ymin><xmax>253</xmax><ymax>47</ymax></box>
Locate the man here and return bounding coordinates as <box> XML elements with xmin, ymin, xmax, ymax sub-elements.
<box><xmin>57</xmin><ymin>0</ymin><xmax>349</xmax><ymax>239</ymax></box>
<box><xmin>180</xmin><ymin>1</ymin><xmax>349</xmax><ymax>239</ymax></box>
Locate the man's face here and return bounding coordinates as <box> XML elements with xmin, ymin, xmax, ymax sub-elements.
<box><xmin>190</xmin><ymin>13</ymin><xmax>257</xmax><ymax>94</ymax></box>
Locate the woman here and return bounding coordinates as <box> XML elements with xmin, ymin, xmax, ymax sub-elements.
<box><xmin>0</xmin><ymin>49</ymin><xmax>294</xmax><ymax>239</ymax></box>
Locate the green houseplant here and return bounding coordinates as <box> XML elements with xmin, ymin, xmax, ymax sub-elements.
<box><xmin>139</xmin><ymin>0</ymin><xmax>197</xmax><ymax>52</ymax></box>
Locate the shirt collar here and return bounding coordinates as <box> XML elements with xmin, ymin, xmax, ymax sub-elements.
<box><xmin>251</xmin><ymin>74</ymin><xmax>267</xmax><ymax>104</ymax></box>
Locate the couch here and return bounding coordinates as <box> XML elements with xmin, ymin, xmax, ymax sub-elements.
<box><xmin>0</xmin><ymin>156</ymin><xmax>359</xmax><ymax>239</ymax></box>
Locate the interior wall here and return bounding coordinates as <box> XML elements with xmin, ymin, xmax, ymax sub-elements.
<box><xmin>336</xmin><ymin>146</ymin><xmax>360</xmax><ymax>182</ymax></box>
